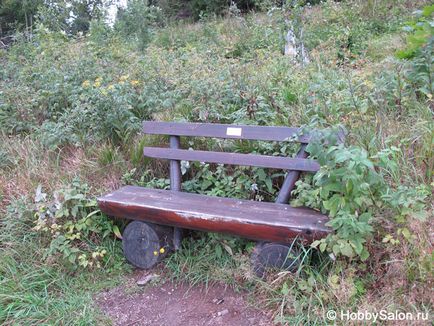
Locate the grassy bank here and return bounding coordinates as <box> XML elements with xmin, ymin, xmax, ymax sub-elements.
<box><xmin>1</xmin><ymin>0</ymin><xmax>432</xmax><ymax>324</ymax></box>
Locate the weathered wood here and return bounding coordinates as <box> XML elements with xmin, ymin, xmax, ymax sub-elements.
<box><xmin>122</xmin><ymin>221</ymin><xmax>173</xmax><ymax>269</ymax></box>
<box><xmin>143</xmin><ymin>121</ymin><xmax>311</xmax><ymax>143</ymax></box>
<box><xmin>275</xmin><ymin>144</ymin><xmax>308</xmax><ymax>204</ymax></box>
<box><xmin>169</xmin><ymin>135</ymin><xmax>182</xmax><ymax>250</ymax></box>
<box><xmin>169</xmin><ymin>136</ymin><xmax>181</xmax><ymax>191</ymax></box>
<box><xmin>143</xmin><ymin>147</ymin><xmax>320</xmax><ymax>172</ymax></box>
<box><xmin>97</xmin><ymin>186</ymin><xmax>330</xmax><ymax>244</ymax></box>
<box><xmin>251</xmin><ymin>242</ymin><xmax>300</xmax><ymax>278</ymax></box>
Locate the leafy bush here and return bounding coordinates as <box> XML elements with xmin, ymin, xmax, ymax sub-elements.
<box><xmin>1</xmin><ymin>0</ymin><xmax>432</xmax><ymax>323</ymax></box>
<box><xmin>293</xmin><ymin>126</ymin><xmax>431</xmax><ymax>261</ymax></box>
<box><xmin>396</xmin><ymin>5</ymin><xmax>434</xmax><ymax>59</ymax></box>
<box><xmin>114</xmin><ymin>0</ymin><xmax>164</xmax><ymax>50</ymax></box>
<box><xmin>0</xmin><ymin>195</ymin><xmax>126</xmax><ymax>325</ymax></box>
<box><xmin>33</xmin><ymin>179</ymin><xmax>122</xmax><ymax>269</ymax></box>
<box><xmin>292</xmin><ymin>128</ymin><xmax>383</xmax><ymax>260</ymax></box>
<box><xmin>393</xmin><ymin>4</ymin><xmax>433</xmax><ymax>103</ymax></box>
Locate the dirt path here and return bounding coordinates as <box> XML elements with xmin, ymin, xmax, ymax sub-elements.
<box><xmin>97</xmin><ymin>270</ymin><xmax>272</xmax><ymax>326</ymax></box>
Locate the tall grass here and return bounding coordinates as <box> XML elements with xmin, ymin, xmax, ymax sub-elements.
<box><xmin>0</xmin><ymin>198</ymin><xmax>126</xmax><ymax>325</ymax></box>
<box><xmin>0</xmin><ymin>0</ymin><xmax>432</xmax><ymax>323</ymax></box>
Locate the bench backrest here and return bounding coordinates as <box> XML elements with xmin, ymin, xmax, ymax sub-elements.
<box><xmin>142</xmin><ymin>121</ymin><xmax>319</xmax><ymax>204</ymax></box>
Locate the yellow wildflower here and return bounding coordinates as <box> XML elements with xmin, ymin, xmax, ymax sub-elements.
<box><xmin>119</xmin><ymin>75</ymin><xmax>129</xmax><ymax>82</ymax></box>
<box><xmin>130</xmin><ymin>80</ymin><xmax>140</xmax><ymax>86</ymax></box>
<box><xmin>82</xmin><ymin>80</ymin><xmax>91</xmax><ymax>88</ymax></box>
<box><xmin>108</xmin><ymin>84</ymin><xmax>115</xmax><ymax>90</ymax></box>
<box><xmin>159</xmin><ymin>247</ymin><xmax>165</xmax><ymax>254</ymax></box>
<box><xmin>153</xmin><ymin>251</ymin><xmax>158</xmax><ymax>256</ymax></box>
<box><xmin>364</xmin><ymin>80</ymin><xmax>374</xmax><ymax>89</ymax></box>
<box><xmin>94</xmin><ymin>77</ymin><xmax>102</xmax><ymax>88</ymax></box>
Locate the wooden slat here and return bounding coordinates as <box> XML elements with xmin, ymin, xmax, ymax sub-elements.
<box><xmin>98</xmin><ymin>186</ymin><xmax>330</xmax><ymax>244</ymax></box>
<box><xmin>275</xmin><ymin>144</ymin><xmax>308</xmax><ymax>204</ymax></box>
<box><xmin>143</xmin><ymin>121</ymin><xmax>311</xmax><ymax>143</ymax></box>
<box><xmin>143</xmin><ymin>147</ymin><xmax>320</xmax><ymax>172</ymax></box>
<box><xmin>169</xmin><ymin>135</ymin><xmax>183</xmax><ymax>250</ymax></box>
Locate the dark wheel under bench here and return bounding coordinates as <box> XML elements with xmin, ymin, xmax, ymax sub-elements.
<box><xmin>98</xmin><ymin>121</ymin><xmax>338</xmax><ymax>275</ymax></box>
<box><xmin>122</xmin><ymin>220</ymin><xmax>173</xmax><ymax>269</ymax></box>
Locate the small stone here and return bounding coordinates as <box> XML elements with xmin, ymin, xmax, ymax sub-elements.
<box><xmin>214</xmin><ymin>316</ymin><xmax>223</xmax><ymax>323</ymax></box>
<box><xmin>136</xmin><ymin>274</ymin><xmax>159</xmax><ymax>286</ymax></box>
<box><xmin>217</xmin><ymin>309</ymin><xmax>229</xmax><ymax>316</ymax></box>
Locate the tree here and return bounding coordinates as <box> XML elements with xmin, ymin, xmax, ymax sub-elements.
<box><xmin>114</xmin><ymin>0</ymin><xmax>163</xmax><ymax>49</ymax></box>
<box><xmin>0</xmin><ymin>0</ymin><xmax>44</xmax><ymax>36</ymax></box>
<box><xmin>0</xmin><ymin>0</ymin><xmax>109</xmax><ymax>37</ymax></box>
<box><xmin>70</xmin><ymin>0</ymin><xmax>107</xmax><ymax>34</ymax></box>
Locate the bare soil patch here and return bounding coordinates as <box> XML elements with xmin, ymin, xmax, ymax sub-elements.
<box><xmin>96</xmin><ymin>270</ymin><xmax>272</xmax><ymax>326</ymax></box>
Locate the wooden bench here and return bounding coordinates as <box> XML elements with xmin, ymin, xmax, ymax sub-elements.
<box><xmin>98</xmin><ymin>121</ymin><xmax>331</xmax><ymax>276</ymax></box>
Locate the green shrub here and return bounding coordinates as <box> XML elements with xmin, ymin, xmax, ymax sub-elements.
<box><xmin>0</xmin><ymin>196</ymin><xmax>126</xmax><ymax>325</ymax></box>
<box><xmin>292</xmin><ymin>128</ymin><xmax>383</xmax><ymax>260</ymax></box>
<box><xmin>292</xmin><ymin>125</ymin><xmax>431</xmax><ymax>261</ymax></box>
<box><xmin>396</xmin><ymin>5</ymin><xmax>434</xmax><ymax>59</ymax></box>
<box><xmin>33</xmin><ymin>179</ymin><xmax>122</xmax><ymax>269</ymax></box>
<box><xmin>114</xmin><ymin>0</ymin><xmax>164</xmax><ymax>50</ymax></box>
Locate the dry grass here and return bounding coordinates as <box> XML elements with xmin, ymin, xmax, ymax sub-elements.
<box><xmin>0</xmin><ymin>135</ymin><xmax>127</xmax><ymax>211</ymax></box>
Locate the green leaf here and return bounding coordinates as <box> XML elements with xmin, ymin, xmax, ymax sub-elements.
<box><xmin>319</xmin><ymin>242</ymin><xmax>327</xmax><ymax>252</ymax></box>
<box><xmin>281</xmin><ymin>282</ymin><xmax>289</xmax><ymax>295</ymax></box>
<box><xmin>222</xmin><ymin>242</ymin><xmax>233</xmax><ymax>256</ymax></box>
<box><xmin>265</xmin><ymin>178</ymin><xmax>273</xmax><ymax>193</ymax></box>
<box><xmin>401</xmin><ymin>227</ymin><xmax>411</xmax><ymax>240</ymax></box>
<box><xmin>86</xmin><ymin>210</ymin><xmax>100</xmax><ymax>218</ymax></box>
<box><xmin>360</xmin><ymin>248</ymin><xmax>370</xmax><ymax>261</ymax></box>
<box><xmin>350</xmin><ymin>239</ymin><xmax>363</xmax><ymax>255</ymax></box>
<box><xmin>256</xmin><ymin>168</ymin><xmax>266</xmax><ymax>182</ymax></box>
<box><xmin>332</xmin><ymin>245</ymin><xmax>340</xmax><ymax>256</ymax></box>
<box><xmin>112</xmin><ymin>225</ymin><xmax>122</xmax><ymax>239</ymax></box>
<box><xmin>413</xmin><ymin>210</ymin><xmax>428</xmax><ymax>221</ymax></box>
<box><xmin>311</xmin><ymin>240</ymin><xmax>321</xmax><ymax>248</ymax></box>
<box><xmin>71</xmin><ymin>205</ymin><xmax>79</xmax><ymax>218</ymax></box>
<box><xmin>215</xmin><ymin>244</ymin><xmax>222</xmax><ymax>259</ymax></box>
<box><xmin>340</xmin><ymin>242</ymin><xmax>354</xmax><ymax>257</ymax></box>
<box><xmin>68</xmin><ymin>253</ymin><xmax>77</xmax><ymax>264</ymax></box>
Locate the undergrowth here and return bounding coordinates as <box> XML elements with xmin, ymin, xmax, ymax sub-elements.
<box><xmin>0</xmin><ymin>0</ymin><xmax>432</xmax><ymax>324</ymax></box>
<box><xmin>0</xmin><ymin>196</ymin><xmax>127</xmax><ymax>325</ymax></box>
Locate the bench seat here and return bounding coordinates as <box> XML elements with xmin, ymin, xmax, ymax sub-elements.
<box><xmin>98</xmin><ymin>186</ymin><xmax>330</xmax><ymax>244</ymax></box>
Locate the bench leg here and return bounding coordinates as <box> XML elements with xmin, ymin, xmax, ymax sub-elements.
<box><xmin>173</xmin><ymin>227</ymin><xmax>183</xmax><ymax>250</ymax></box>
<box><xmin>251</xmin><ymin>241</ymin><xmax>301</xmax><ymax>278</ymax></box>
<box><xmin>122</xmin><ymin>221</ymin><xmax>173</xmax><ymax>269</ymax></box>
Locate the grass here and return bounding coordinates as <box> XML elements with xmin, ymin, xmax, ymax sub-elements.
<box><xmin>0</xmin><ymin>0</ymin><xmax>433</xmax><ymax>324</ymax></box>
<box><xmin>0</xmin><ymin>198</ymin><xmax>128</xmax><ymax>325</ymax></box>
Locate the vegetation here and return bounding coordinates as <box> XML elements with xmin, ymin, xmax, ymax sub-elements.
<box><xmin>0</xmin><ymin>0</ymin><xmax>432</xmax><ymax>324</ymax></box>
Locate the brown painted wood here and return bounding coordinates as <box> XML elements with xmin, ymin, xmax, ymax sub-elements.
<box><xmin>169</xmin><ymin>136</ymin><xmax>181</xmax><ymax>191</ymax></box>
<box><xmin>143</xmin><ymin>147</ymin><xmax>320</xmax><ymax>172</ymax></box>
<box><xmin>143</xmin><ymin>121</ymin><xmax>312</xmax><ymax>143</ymax></box>
<box><xmin>275</xmin><ymin>144</ymin><xmax>308</xmax><ymax>204</ymax></box>
<box><xmin>97</xmin><ymin>186</ymin><xmax>330</xmax><ymax>244</ymax></box>
<box><xmin>169</xmin><ymin>135</ymin><xmax>182</xmax><ymax>250</ymax></box>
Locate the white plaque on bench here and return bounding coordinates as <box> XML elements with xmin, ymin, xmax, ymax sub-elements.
<box><xmin>226</xmin><ymin>127</ymin><xmax>242</xmax><ymax>137</ymax></box>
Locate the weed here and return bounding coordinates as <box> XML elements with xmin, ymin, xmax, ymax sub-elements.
<box><xmin>0</xmin><ymin>197</ymin><xmax>127</xmax><ymax>325</ymax></box>
<box><xmin>0</xmin><ymin>0</ymin><xmax>432</xmax><ymax>323</ymax></box>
